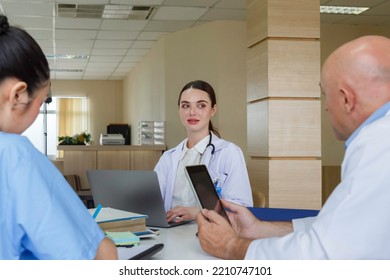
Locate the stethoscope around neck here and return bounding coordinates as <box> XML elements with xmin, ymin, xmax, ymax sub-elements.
<box><xmin>205</xmin><ymin>131</ymin><xmax>216</xmax><ymax>155</ymax></box>
<box><xmin>199</xmin><ymin>131</ymin><xmax>215</xmax><ymax>164</ymax></box>
<box><xmin>185</xmin><ymin>131</ymin><xmax>215</xmax><ymax>164</ymax></box>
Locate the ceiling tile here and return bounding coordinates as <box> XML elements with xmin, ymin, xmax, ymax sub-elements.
<box><xmin>91</xmin><ymin>48</ymin><xmax>128</xmax><ymax>56</ymax></box>
<box><xmin>89</xmin><ymin>55</ymin><xmax>123</xmax><ymax>62</ymax></box>
<box><xmin>122</xmin><ymin>55</ymin><xmax>143</xmax><ymax>62</ymax></box>
<box><xmin>201</xmin><ymin>8</ymin><xmax>246</xmax><ymax>21</ymax></box>
<box><xmin>131</xmin><ymin>40</ymin><xmax>155</xmax><ymax>48</ymax></box>
<box><xmin>25</xmin><ymin>29</ymin><xmax>53</xmax><ymax>40</ymax></box>
<box><xmin>55</xmin><ymin>40</ymin><xmax>94</xmax><ymax>48</ymax></box>
<box><xmin>54</xmin><ymin>48</ymin><xmax>92</xmax><ymax>55</ymax></box>
<box><xmin>162</xmin><ymin>0</ymin><xmax>218</xmax><ymax>7</ymax></box>
<box><xmin>1</xmin><ymin>1</ymin><xmax>53</xmax><ymax>17</ymax></box>
<box><xmin>339</xmin><ymin>15</ymin><xmax>390</xmax><ymax>25</ymax></box>
<box><xmin>57</xmin><ymin>0</ymin><xmax>110</xmax><ymax>4</ymax></box>
<box><xmin>117</xmin><ymin>62</ymin><xmax>137</xmax><ymax>69</ymax></box>
<box><xmin>7</xmin><ymin>15</ymin><xmax>53</xmax><ymax>29</ymax></box>
<box><xmin>97</xmin><ymin>30</ymin><xmax>139</xmax><ymax>40</ymax></box>
<box><xmin>145</xmin><ymin>20</ymin><xmax>195</xmax><ymax>32</ymax></box>
<box><xmin>54</xmin><ymin>72</ymin><xmax>84</xmax><ymax>80</ymax></box>
<box><xmin>152</xmin><ymin>6</ymin><xmax>208</xmax><ymax>20</ymax></box>
<box><xmin>85</xmin><ymin>64</ymin><xmax>117</xmax><ymax>71</ymax></box>
<box><xmin>56</xmin><ymin>29</ymin><xmax>98</xmax><ymax>40</ymax></box>
<box><xmin>126</xmin><ymin>49</ymin><xmax>149</xmax><ymax>56</ymax></box>
<box><xmin>214</xmin><ymin>0</ymin><xmax>246</xmax><ymax>9</ymax></box>
<box><xmin>320</xmin><ymin>14</ymin><xmax>354</xmax><ymax>24</ymax></box>
<box><xmin>94</xmin><ymin>40</ymin><xmax>133</xmax><ymax>48</ymax></box>
<box><xmin>100</xmin><ymin>19</ymin><xmax>148</xmax><ymax>31</ymax></box>
<box><xmin>51</xmin><ymin>60</ymin><xmax>88</xmax><ymax>69</ymax></box>
<box><xmin>111</xmin><ymin>0</ymin><xmax>164</xmax><ymax>5</ymax></box>
<box><xmin>36</xmin><ymin>39</ymin><xmax>54</xmax><ymax>48</ymax></box>
<box><xmin>322</xmin><ymin>0</ymin><xmax>384</xmax><ymax>7</ymax></box>
<box><xmin>55</xmin><ymin>18</ymin><xmax>102</xmax><ymax>30</ymax></box>
<box><xmin>364</xmin><ymin>1</ymin><xmax>390</xmax><ymax>15</ymax></box>
<box><xmin>137</xmin><ymin>31</ymin><xmax>168</xmax><ymax>40</ymax></box>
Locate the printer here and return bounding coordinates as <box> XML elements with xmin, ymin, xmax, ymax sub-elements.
<box><xmin>99</xmin><ymin>134</ymin><xmax>125</xmax><ymax>145</ymax></box>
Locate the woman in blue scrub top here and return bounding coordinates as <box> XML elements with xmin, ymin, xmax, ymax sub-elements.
<box><xmin>0</xmin><ymin>15</ymin><xmax>117</xmax><ymax>259</ymax></box>
<box><xmin>154</xmin><ymin>80</ymin><xmax>253</xmax><ymax>224</ymax></box>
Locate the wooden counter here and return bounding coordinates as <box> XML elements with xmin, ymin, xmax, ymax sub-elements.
<box><xmin>58</xmin><ymin>145</ymin><xmax>166</xmax><ymax>189</ymax></box>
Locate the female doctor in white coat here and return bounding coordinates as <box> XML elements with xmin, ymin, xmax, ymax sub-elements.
<box><xmin>154</xmin><ymin>80</ymin><xmax>253</xmax><ymax>223</ymax></box>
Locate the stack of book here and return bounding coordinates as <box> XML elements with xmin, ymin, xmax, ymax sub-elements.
<box><xmin>88</xmin><ymin>207</ymin><xmax>148</xmax><ymax>233</ymax></box>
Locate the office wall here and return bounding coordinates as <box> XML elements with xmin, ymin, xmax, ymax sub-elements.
<box><xmin>51</xmin><ymin>80</ymin><xmax>123</xmax><ymax>145</ymax></box>
<box><xmin>123</xmin><ymin>21</ymin><xmax>247</xmax><ymax>152</ymax></box>
<box><xmin>122</xmin><ymin>38</ymin><xmax>166</xmax><ymax>146</ymax></box>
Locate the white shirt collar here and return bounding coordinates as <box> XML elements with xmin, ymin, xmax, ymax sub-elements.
<box><xmin>180</xmin><ymin>134</ymin><xmax>210</xmax><ymax>160</ymax></box>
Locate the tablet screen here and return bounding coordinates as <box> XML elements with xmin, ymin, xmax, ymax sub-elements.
<box><xmin>185</xmin><ymin>165</ymin><xmax>230</xmax><ymax>224</ymax></box>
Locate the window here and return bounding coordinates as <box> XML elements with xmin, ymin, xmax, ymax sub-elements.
<box><xmin>22</xmin><ymin>97</ymin><xmax>88</xmax><ymax>159</ymax></box>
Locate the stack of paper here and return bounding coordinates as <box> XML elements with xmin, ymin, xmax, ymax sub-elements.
<box><xmin>105</xmin><ymin>231</ymin><xmax>140</xmax><ymax>246</ymax></box>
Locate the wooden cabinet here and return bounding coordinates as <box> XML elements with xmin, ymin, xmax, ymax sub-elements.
<box><xmin>58</xmin><ymin>145</ymin><xmax>165</xmax><ymax>189</ymax></box>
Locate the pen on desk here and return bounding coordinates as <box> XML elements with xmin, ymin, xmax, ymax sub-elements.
<box><xmin>116</xmin><ymin>244</ymin><xmax>135</xmax><ymax>248</ymax></box>
<box><xmin>92</xmin><ymin>204</ymin><xmax>102</xmax><ymax>219</ymax></box>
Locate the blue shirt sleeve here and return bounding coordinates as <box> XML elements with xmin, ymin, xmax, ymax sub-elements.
<box><xmin>1</xmin><ymin>134</ymin><xmax>104</xmax><ymax>259</ymax></box>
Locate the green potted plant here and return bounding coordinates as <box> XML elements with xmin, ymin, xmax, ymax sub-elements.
<box><xmin>58</xmin><ymin>131</ymin><xmax>91</xmax><ymax>145</ymax></box>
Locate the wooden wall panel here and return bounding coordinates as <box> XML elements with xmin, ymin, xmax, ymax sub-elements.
<box><xmin>269</xmin><ymin>159</ymin><xmax>322</xmax><ymax>209</ymax></box>
<box><xmin>248</xmin><ymin>0</ymin><xmax>320</xmax><ymax>47</ymax></box>
<box><xmin>248</xmin><ymin>100</ymin><xmax>321</xmax><ymax>157</ymax></box>
<box><xmin>268</xmin><ymin>0</ymin><xmax>320</xmax><ymax>39</ymax></box>
<box><xmin>268</xmin><ymin>40</ymin><xmax>320</xmax><ymax>98</ymax></box>
<box><xmin>247</xmin><ymin>40</ymin><xmax>320</xmax><ymax>101</ymax></box>
<box><xmin>322</xmin><ymin>165</ymin><xmax>341</xmax><ymax>204</ymax></box>
<box><xmin>130</xmin><ymin>151</ymin><xmax>162</xmax><ymax>170</ymax></box>
<box><xmin>63</xmin><ymin>151</ymin><xmax>96</xmax><ymax>190</ymax></box>
<box><xmin>247</xmin><ymin>0</ymin><xmax>267</xmax><ymax>47</ymax></box>
<box><xmin>247</xmin><ymin>158</ymin><xmax>269</xmax><ymax>207</ymax></box>
<box><xmin>268</xmin><ymin>100</ymin><xmax>321</xmax><ymax>157</ymax></box>
<box><xmin>247</xmin><ymin>0</ymin><xmax>321</xmax><ymax>209</ymax></box>
<box><xmin>60</xmin><ymin>146</ymin><xmax>165</xmax><ymax>189</ymax></box>
<box><xmin>97</xmin><ymin>151</ymin><xmax>130</xmax><ymax>170</ymax></box>
<box><xmin>247</xmin><ymin>40</ymin><xmax>268</xmax><ymax>102</ymax></box>
<box><xmin>248</xmin><ymin>101</ymin><xmax>269</xmax><ymax>156</ymax></box>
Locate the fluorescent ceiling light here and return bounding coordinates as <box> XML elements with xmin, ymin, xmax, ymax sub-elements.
<box><xmin>102</xmin><ymin>5</ymin><xmax>132</xmax><ymax>19</ymax></box>
<box><xmin>320</xmin><ymin>5</ymin><xmax>369</xmax><ymax>15</ymax></box>
<box><xmin>50</xmin><ymin>69</ymin><xmax>84</xmax><ymax>72</ymax></box>
<box><xmin>46</xmin><ymin>54</ymin><xmax>89</xmax><ymax>60</ymax></box>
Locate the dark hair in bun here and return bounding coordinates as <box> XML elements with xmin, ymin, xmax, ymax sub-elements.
<box><xmin>0</xmin><ymin>15</ymin><xmax>10</xmax><ymax>35</ymax></box>
<box><xmin>0</xmin><ymin>14</ymin><xmax>50</xmax><ymax>97</ymax></box>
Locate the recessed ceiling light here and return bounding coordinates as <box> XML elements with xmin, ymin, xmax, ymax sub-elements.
<box><xmin>57</xmin><ymin>3</ymin><xmax>154</xmax><ymax>20</ymax></box>
<box><xmin>320</xmin><ymin>5</ymin><xmax>369</xmax><ymax>15</ymax></box>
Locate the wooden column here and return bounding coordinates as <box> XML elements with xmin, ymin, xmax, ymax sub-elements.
<box><xmin>247</xmin><ymin>0</ymin><xmax>322</xmax><ymax>209</ymax></box>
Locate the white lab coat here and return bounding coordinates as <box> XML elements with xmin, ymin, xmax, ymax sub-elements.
<box><xmin>154</xmin><ymin>133</ymin><xmax>253</xmax><ymax>211</ymax></box>
<box><xmin>245</xmin><ymin>108</ymin><xmax>390</xmax><ymax>259</ymax></box>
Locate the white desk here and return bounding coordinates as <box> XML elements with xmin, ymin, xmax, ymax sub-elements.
<box><xmin>137</xmin><ymin>222</ymin><xmax>218</xmax><ymax>260</ymax></box>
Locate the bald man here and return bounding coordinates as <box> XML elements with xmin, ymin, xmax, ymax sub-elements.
<box><xmin>196</xmin><ymin>35</ymin><xmax>390</xmax><ymax>259</ymax></box>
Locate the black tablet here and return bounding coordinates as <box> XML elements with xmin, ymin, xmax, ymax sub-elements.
<box><xmin>185</xmin><ymin>165</ymin><xmax>230</xmax><ymax>224</ymax></box>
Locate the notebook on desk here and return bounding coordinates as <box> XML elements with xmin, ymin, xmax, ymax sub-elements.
<box><xmin>87</xmin><ymin>170</ymin><xmax>188</xmax><ymax>228</ymax></box>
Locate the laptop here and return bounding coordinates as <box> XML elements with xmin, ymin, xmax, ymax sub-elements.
<box><xmin>86</xmin><ymin>169</ymin><xmax>188</xmax><ymax>228</ymax></box>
